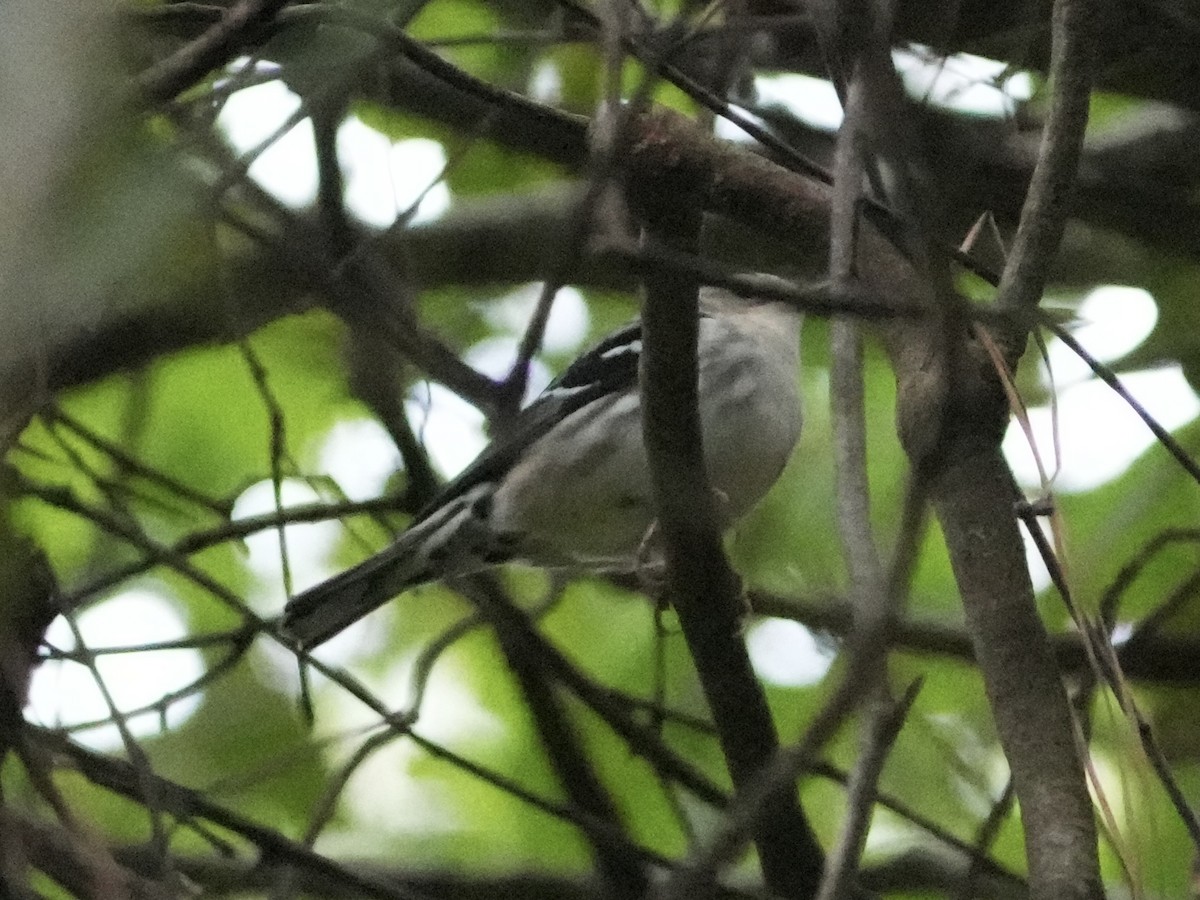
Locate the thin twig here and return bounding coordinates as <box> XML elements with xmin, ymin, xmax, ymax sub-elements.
<box><xmin>1044</xmin><ymin>318</ymin><xmax>1200</xmax><ymax>486</ymax></box>
<box><xmin>46</xmin><ymin>631</ymin><xmax>254</xmax><ymax>736</ymax></box>
<box><xmin>236</xmin><ymin>336</ymin><xmax>298</xmax><ymax>600</ymax></box>
<box><xmin>751</xmin><ymin>588</ymin><xmax>1200</xmax><ymax>686</ymax></box>
<box><xmin>661</xmin><ymin>660</ymin><xmax>874</xmax><ymax>897</ymax></box>
<box><xmin>1134</xmin><ymin>715</ymin><xmax>1200</xmax><ymax>850</ymax></box>
<box><xmin>43</xmin><ymin>405</ymin><xmax>229</xmax><ymax>516</ymax></box>
<box><xmin>58</xmin><ymin>612</ymin><xmax>174</xmax><ymax>883</ymax></box>
<box><xmin>816</xmin><ymin>681</ymin><xmax>921</xmax><ymax>900</ymax></box>
<box><xmin>36</xmin><ymin>729</ymin><xmax>430</xmax><ymax>900</ymax></box>
<box><xmin>818</xmin><ymin>45</ymin><xmax>893</xmax><ymax>900</ymax></box>
<box><xmin>603</xmin><ymin>239</ymin><xmax>924</xmax><ymax>320</ymax></box>
<box><xmin>134</xmin><ymin>0</ymin><xmax>290</xmax><ymax>105</ymax></box>
<box><xmin>1100</xmin><ymin>528</ymin><xmax>1200</xmax><ymax>623</ymax></box>
<box><xmin>957</xmin><ymin>779</ymin><xmax>1017</xmax><ymax>900</ymax></box>
<box><xmin>466</xmin><ymin>575</ymin><xmax>648</xmax><ymax>897</ymax></box>
<box><xmin>42</xmin><ymin>626</ymin><xmax>256</xmax><ymax>658</ymax></box>
<box><xmin>52</xmin><ymin>494</ymin><xmax>408</xmax><ymax>615</ymax></box>
<box><xmin>403</xmin><ymin>728</ymin><xmax>675</xmax><ymax>874</ymax></box>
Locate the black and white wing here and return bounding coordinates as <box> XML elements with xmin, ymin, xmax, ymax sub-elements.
<box><xmin>283</xmin><ymin>320</ymin><xmax>646</xmax><ymax>647</ymax></box>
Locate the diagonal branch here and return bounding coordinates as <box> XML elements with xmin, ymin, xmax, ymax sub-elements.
<box><xmin>994</xmin><ymin>0</ymin><xmax>1103</xmax><ymax>359</ymax></box>
<box><xmin>134</xmin><ymin>0</ymin><xmax>291</xmax><ymax>105</ymax></box>
<box><xmin>464</xmin><ymin>576</ymin><xmax>649</xmax><ymax>898</ymax></box>
<box><xmin>35</xmin><ymin>730</ymin><xmax>424</xmax><ymax>900</ymax></box>
<box><xmin>637</xmin><ymin>193</ymin><xmax>823</xmax><ymax>896</ymax></box>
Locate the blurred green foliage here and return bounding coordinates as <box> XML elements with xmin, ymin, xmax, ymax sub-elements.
<box><xmin>3</xmin><ymin>1</ymin><xmax>1200</xmax><ymax>897</ymax></box>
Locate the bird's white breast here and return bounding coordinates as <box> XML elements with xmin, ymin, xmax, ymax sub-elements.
<box><xmin>491</xmin><ymin>304</ymin><xmax>802</xmax><ymax>569</ymax></box>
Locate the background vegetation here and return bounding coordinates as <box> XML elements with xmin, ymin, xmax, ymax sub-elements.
<box><xmin>2</xmin><ymin>0</ymin><xmax>1199</xmax><ymax>897</ymax></box>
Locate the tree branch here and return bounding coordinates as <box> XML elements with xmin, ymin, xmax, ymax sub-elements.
<box><xmin>751</xmin><ymin>589</ymin><xmax>1200</xmax><ymax>685</ymax></box>
<box><xmin>636</xmin><ymin>190</ymin><xmax>823</xmax><ymax>896</ymax></box>
<box><xmin>465</xmin><ymin>576</ymin><xmax>648</xmax><ymax>899</ymax></box>
<box><xmin>994</xmin><ymin>0</ymin><xmax>1102</xmax><ymax>355</ymax></box>
<box><xmin>134</xmin><ymin>0</ymin><xmax>291</xmax><ymax>105</ymax></box>
<box><xmin>929</xmin><ymin>451</ymin><xmax>1102</xmax><ymax>900</ymax></box>
<box><xmin>33</xmin><ymin>730</ymin><xmax>423</xmax><ymax>900</ymax></box>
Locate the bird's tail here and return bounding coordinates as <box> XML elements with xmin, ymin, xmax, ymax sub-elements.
<box><xmin>282</xmin><ymin>484</ymin><xmax>499</xmax><ymax>649</ymax></box>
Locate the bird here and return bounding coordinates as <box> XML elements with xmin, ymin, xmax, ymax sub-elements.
<box><xmin>282</xmin><ymin>288</ymin><xmax>803</xmax><ymax>648</ymax></box>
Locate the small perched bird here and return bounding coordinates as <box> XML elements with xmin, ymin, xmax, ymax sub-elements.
<box><xmin>283</xmin><ymin>288</ymin><xmax>803</xmax><ymax>648</ymax></box>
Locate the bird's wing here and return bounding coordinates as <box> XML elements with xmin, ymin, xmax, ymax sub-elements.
<box><xmin>408</xmin><ymin>318</ymin><xmax>647</xmax><ymax>520</ymax></box>
<box><xmin>283</xmin><ymin>319</ymin><xmax>646</xmax><ymax>647</ymax></box>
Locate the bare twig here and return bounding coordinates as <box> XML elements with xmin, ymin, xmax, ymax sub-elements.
<box><xmin>55</xmin><ymin>614</ymin><xmax>173</xmax><ymax>880</ymax></box>
<box><xmin>1100</xmin><ymin>528</ymin><xmax>1200</xmax><ymax>623</ymax></box>
<box><xmin>1133</xmin><ymin>714</ymin><xmax>1200</xmax><ymax>851</ymax></box>
<box><xmin>236</xmin><ymin>335</ymin><xmax>297</xmax><ymax>599</ymax></box>
<box><xmin>403</xmin><ymin>728</ymin><xmax>674</xmax><ymax>874</ymax></box>
<box><xmin>274</xmin><ymin>3</ymin><xmax>588</xmax><ymax>164</ymax></box>
<box><xmin>817</xmin><ymin>36</ymin><xmax>895</xmax><ymax>900</ymax></box>
<box><xmin>43</xmin><ymin>405</ymin><xmax>229</xmax><ymax>516</ymax></box>
<box><xmin>603</xmin><ymin>239</ymin><xmax>923</xmax><ymax>320</ymax></box>
<box><xmin>135</xmin><ymin>0</ymin><xmax>291</xmax><ymax>105</ymax></box>
<box><xmin>1043</xmin><ymin>318</ymin><xmax>1200</xmax><ymax>487</ymax></box>
<box><xmin>47</xmin><ymin>631</ymin><xmax>254</xmax><ymax>735</ymax></box>
<box><xmin>466</xmin><ymin>575</ymin><xmax>648</xmax><ymax>898</ymax></box>
<box><xmin>35</xmin><ymin>729</ymin><xmax>428</xmax><ymax>900</ymax></box>
<box><xmin>958</xmin><ymin>779</ymin><xmax>1017</xmax><ymax>900</ymax></box>
<box><xmin>816</xmin><ymin>681</ymin><xmax>920</xmax><ymax>900</ymax></box>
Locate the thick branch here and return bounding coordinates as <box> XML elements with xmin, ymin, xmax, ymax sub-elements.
<box><xmin>18</xmin><ymin>92</ymin><xmax>1186</xmax><ymax>412</ymax></box>
<box><xmin>751</xmin><ymin>590</ymin><xmax>1200</xmax><ymax>686</ymax></box>
<box><xmin>929</xmin><ymin>450</ymin><xmax>1102</xmax><ymax>900</ymax></box>
<box><xmin>637</xmin><ymin>200</ymin><xmax>823</xmax><ymax>895</ymax></box>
